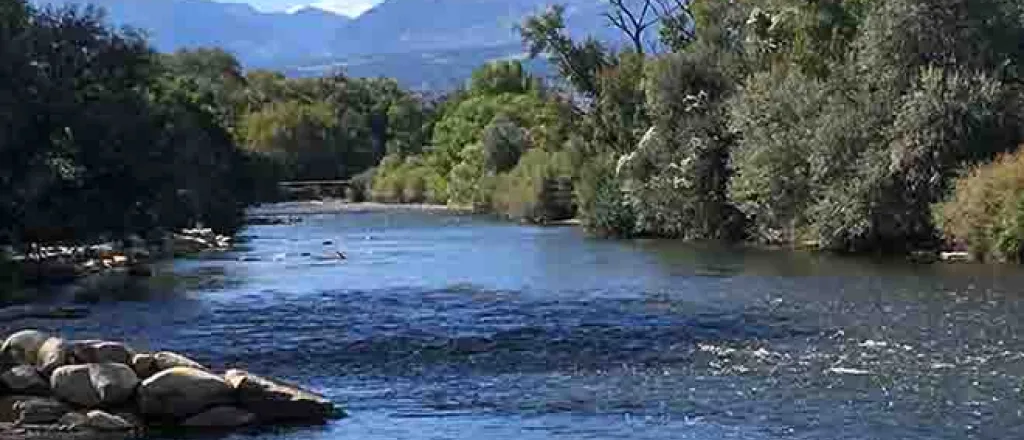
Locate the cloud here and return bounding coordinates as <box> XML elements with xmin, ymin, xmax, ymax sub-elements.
<box><xmin>308</xmin><ymin>0</ymin><xmax>381</xmax><ymax>17</ymax></box>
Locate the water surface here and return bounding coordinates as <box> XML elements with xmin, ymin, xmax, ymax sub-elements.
<box><xmin>7</xmin><ymin>207</ymin><xmax>1024</xmax><ymax>440</ymax></box>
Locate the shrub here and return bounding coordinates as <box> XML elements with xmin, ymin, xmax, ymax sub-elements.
<box><xmin>347</xmin><ymin>167</ymin><xmax>376</xmax><ymax>202</ymax></box>
<box><xmin>575</xmin><ymin>155</ymin><xmax>636</xmax><ymax>237</ymax></box>
<box><xmin>936</xmin><ymin>148</ymin><xmax>1024</xmax><ymax>262</ymax></box>
<box><xmin>446</xmin><ymin>144</ymin><xmax>492</xmax><ymax>210</ymax></box>
<box><xmin>482</xmin><ymin>115</ymin><xmax>528</xmax><ymax>173</ymax></box>
<box><xmin>493</xmin><ymin>149</ymin><xmax>574</xmax><ymax>223</ymax></box>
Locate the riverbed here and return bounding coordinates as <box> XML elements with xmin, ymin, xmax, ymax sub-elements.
<box><xmin>5</xmin><ymin>206</ymin><xmax>1024</xmax><ymax>439</ymax></box>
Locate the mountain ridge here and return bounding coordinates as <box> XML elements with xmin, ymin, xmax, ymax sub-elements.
<box><xmin>31</xmin><ymin>0</ymin><xmax>615</xmax><ymax>88</ymax></box>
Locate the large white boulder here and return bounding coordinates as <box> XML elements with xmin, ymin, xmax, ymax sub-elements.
<box><xmin>0</xmin><ymin>330</ymin><xmax>50</xmax><ymax>365</ymax></box>
<box><xmin>153</xmin><ymin>351</ymin><xmax>205</xmax><ymax>371</ymax></box>
<box><xmin>137</xmin><ymin>367</ymin><xmax>233</xmax><ymax>419</ymax></box>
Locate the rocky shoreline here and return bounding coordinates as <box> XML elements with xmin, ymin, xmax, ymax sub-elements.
<box><xmin>0</xmin><ymin>330</ymin><xmax>343</xmax><ymax>439</ymax></box>
<box><xmin>4</xmin><ymin>228</ymin><xmax>231</xmax><ymax>299</ymax></box>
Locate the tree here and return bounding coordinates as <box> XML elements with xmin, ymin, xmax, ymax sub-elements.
<box><xmin>518</xmin><ymin>5</ymin><xmax>609</xmax><ymax>98</ymax></box>
<box><xmin>468</xmin><ymin>60</ymin><xmax>538</xmax><ymax>96</ymax></box>
<box><xmin>603</xmin><ymin>0</ymin><xmax>660</xmax><ymax>55</ymax></box>
<box><xmin>482</xmin><ymin>115</ymin><xmax>528</xmax><ymax>173</ymax></box>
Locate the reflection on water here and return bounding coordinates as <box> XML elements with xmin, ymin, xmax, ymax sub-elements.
<box><xmin>5</xmin><ymin>208</ymin><xmax>1024</xmax><ymax>440</ymax></box>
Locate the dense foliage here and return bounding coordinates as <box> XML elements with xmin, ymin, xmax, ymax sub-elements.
<box><xmin>370</xmin><ymin>60</ymin><xmax>577</xmax><ymax>221</ymax></box>
<box><xmin>0</xmin><ymin>1</ymin><xmax>255</xmax><ymax>250</ymax></box>
<box><xmin>937</xmin><ymin>148</ymin><xmax>1024</xmax><ymax>262</ymax></box>
<box><xmin>6</xmin><ymin>0</ymin><xmax>1024</xmax><ymax>262</ymax></box>
<box><xmin>0</xmin><ymin>0</ymin><xmax>435</xmax><ymax>256</ymax></box>
<box><xmin>504</xmin><ymin>0</ymin><xmax>1024</xmax><ymax>254</ymax></box>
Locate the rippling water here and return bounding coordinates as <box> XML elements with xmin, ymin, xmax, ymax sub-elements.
<box><xmin>6</xmin><ymin>207</ymin><xmax>1024</xmax><ymax>439</ymax></box>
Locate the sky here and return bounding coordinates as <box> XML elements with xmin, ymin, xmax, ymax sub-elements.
<box><xmin>214</xmin><ymin>0</ymin><xmax>383</xmax><ymax>17</ymax></box>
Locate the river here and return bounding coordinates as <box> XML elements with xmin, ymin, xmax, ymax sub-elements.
<box><xmin>6</xmin><ymin>205</ymin><xmax>1024</xmax><ymax>439</ymax></box>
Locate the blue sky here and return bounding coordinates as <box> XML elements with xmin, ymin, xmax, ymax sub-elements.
<box><xmin>214</xmin><ymin>0</ymin><xmax>382</xmax><ymax>17</ymax></box>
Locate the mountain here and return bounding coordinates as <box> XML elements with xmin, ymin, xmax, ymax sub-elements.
<box><xmin>332</xmin><ymin>0</ymin><xmax>614</xmax><ymax>57</ymax></box>
<box><xmin>31</xmin><ymin>0</ymin><xmax>350</xmax><ymax>66</ymax></box>
<box><xmin>32</xmin><ymin>0</ymin><xmax>620</xmax><ymax>88</ymax></box>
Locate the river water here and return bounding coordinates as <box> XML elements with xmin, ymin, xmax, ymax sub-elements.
<box><xmin>6</xmin><ymin>206</ymin><xmax>1024</xmax><ymax>439</ymax></box>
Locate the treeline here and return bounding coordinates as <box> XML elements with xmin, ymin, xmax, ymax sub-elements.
<box><xmin>0</xmin><ymin>0</ymin><xmax>434</xmax><ymax>257</ymax></box>
<box><xmin>0</xmin><ymin>0</ymin><xmax>259</xmax><ymax>251</ymax></box>
<box><xmin>372</xmin><ymin>0</ymin><xmax>1024</xmax><ymax>261</ymax></box>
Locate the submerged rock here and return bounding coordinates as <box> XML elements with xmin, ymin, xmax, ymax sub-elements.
<box><xmin>225</xmin><ymin>369</ymin><xmax>341</xmax><ymax>423</ymax></box>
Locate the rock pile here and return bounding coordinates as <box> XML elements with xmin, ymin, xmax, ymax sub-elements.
<box><xmin>0</xmin><ymin>330</ymin><xmax>343</xmax><ymax>439</ymax></box>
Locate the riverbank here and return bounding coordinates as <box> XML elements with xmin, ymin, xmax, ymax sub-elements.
<box><xmin>1</xmin><ymin>228</ymin><xmax>233</xmax><ymax>306</ymax></box>
<box><xmin>249</xmin><ymin>200</ymin><xmax>476</xmax><ymax>217</ymax></box>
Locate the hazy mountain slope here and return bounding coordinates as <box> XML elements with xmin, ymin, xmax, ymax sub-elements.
<box><xmin>31</xmin><ymin>0</ymin><xmax>620</xmax><ymax>88</ymax></box>
<box><xmin>31</xmin><ymin>0</ymin><xmax>349</xmax><ymax>66</ymax></box>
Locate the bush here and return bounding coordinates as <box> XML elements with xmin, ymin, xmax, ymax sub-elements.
<box><xmin>575</xmin><ymin>155</ymin><xmax>636</xmax><ymax>237</ymax></box>
<box><xmin>482</xmin><ymin>115</ymin><xmax>528</xmax><ymax>173</ymax></box>
<box><xmin>936</xmin><ymin>148</ymin><xmax>1024</xmax><ymax>262</ymax></box>
<box><xmin>446</xmin><ymin>144</ymin><xmax>492</xmax><ymax>210</ymax></box>
<box><xmin>493</xmin><ymin>149</ymin><xmax>574</xmax><ymax>223</ymax></box>
<box><xmin>347</xmin><ymin>167</ymin><xmax>376</xmax><ymax>202</ymax></box>
<box><xmin>369</xmin><ymin>155</ymin><xmax>444</xmax><ymax>204</ymax></box>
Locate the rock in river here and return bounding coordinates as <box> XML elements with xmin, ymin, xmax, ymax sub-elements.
<box><xmin>225</xmin><ymin>369</ymin><xmax>342</xmax><ymax>423</ymax></box>
<box><xmin>50</xmin><ymin>364</ymin><xmax>139</xmax><ymax>408</ymax></box>
<box><xmin>138</xmin><ymin>367</ymin><xmax>233</xmax><ymax>419</ymax></box>
<box><xmin>0</xmin><ymin>395</ymin><xmax>71</xmax><ymax>424</ymax></box>
<box><xmin>153</xmin><ymin>351</ymin><xmax>205</xmax><ymax>371</ymax></box>
<box><xmin>70</xmin><ymin>340</ymin><xmax>134</xmax><ymax>365</ymax></box>
<box><xmin>1</xmin><ymin>365</ymin><xmax>49</xmax><ymax>395</ymax></box>
<box><xmin>182</xmin><ymin>406</ymin><xmax>256</xmax><ymax>428</ymax></box>
<box><xmin>1</xmin><ymin>330</ymin><xmax>50</xmax><ymax>365</ymax></box>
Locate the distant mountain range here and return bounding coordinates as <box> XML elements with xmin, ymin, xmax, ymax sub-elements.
<box><xmin>31</xmin><ymin>0</ymin><xmax>617</xmax><ymax>88</ymax></box>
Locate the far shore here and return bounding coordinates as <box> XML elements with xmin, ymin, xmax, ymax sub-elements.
<box><xmin>247</xmin><ymin>200</ymin><xmax>477</xmax><ymax>217</ymax></box>
<box><xmin>246</xmin><ymin>200</ymin><xmax>583</xmax><ymax>227</ymax></box>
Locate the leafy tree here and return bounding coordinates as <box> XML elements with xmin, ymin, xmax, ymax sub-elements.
<box><xmin>468</xmin><ymin>60</ymin><xmax>538</xmax><ymax>96</ymax></box>
<box><xmin>518</xmin><ymin>5</ymin><xmax>609</xmax><ymax>98</ymax></box>
<box><xmin>481</xmin><ymin>115</ymin><xmax>528</xmax><ymax>173</ymax></box>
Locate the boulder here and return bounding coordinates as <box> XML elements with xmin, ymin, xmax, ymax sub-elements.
<box><xmin>225</xmin><ymin>369</ymin><xmax>341</xmax><ymax>423</ymax></box>
<box><xmin>36</xmin><ymin>337</ymin><xmax>74</xmax><ymax>377</ymax></box>
<box><xmin>1</xmin><ymin>365</ymin><xmax>49</xmax><ymax>395</ymax></box>
<box><xmin>153</xmin><ymin>351</ymin><xmax>204</xmax><ymax>371</ymax></box>
<box><xmin>71</xmin><ymin>341</ymin><xmax>134</xmax><ymax>365</ymax></box>
<box><xmin>0</xmin><ymin>396</ymin><xmax>71</xmax><ymax>424</ymax></box>
<box><xmin>83</xmin><ymin>410</ymin><xmax>137</xmax><ymax>431</ymax></box>
<box><xmin>50</xmin><ymin>365</ymin><xmax>99</xmax><ymax>407</ymax></box>
<box><xmin>89</xmin><ymin>364</ymin><xmax>139</xmax><ymax>406</ymax></box>
<box><xmin>130</xmin><ymin>354</ymin><xmax>157</xmax><ymax>379</ymax></box>
<box><xmin>182</xmin><ymin>406</ymin><xmax>256</xmax><ymax>428</ymax></box>
<box><xmin>58</xmin><ymin>411</ymin><xmax>90</xmax><ymax>427</ymax></box>
<box><xmin>57</xmin><ymin>410</ymin><xmax>138</xmax><ymax>431</ymax></box>
<box><xmin>1</xmin><ymin>330</ymin><xmax>50</xmax><ymax>365</ymax></box>
<box><xmin>51</xmin><ymin>364</ymin><xmax>139</xmax><ymax>408</ymax></box>
<box><xmin>137</xmin><ymin>367</ymin><xmax>233</xmax><ymax>419</ymax></box>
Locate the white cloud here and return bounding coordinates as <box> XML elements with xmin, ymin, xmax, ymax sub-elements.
<box><xmin>307</xmin><ymin>0</ymin><xmax>381</xmax><ymax>17</ymax></box>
